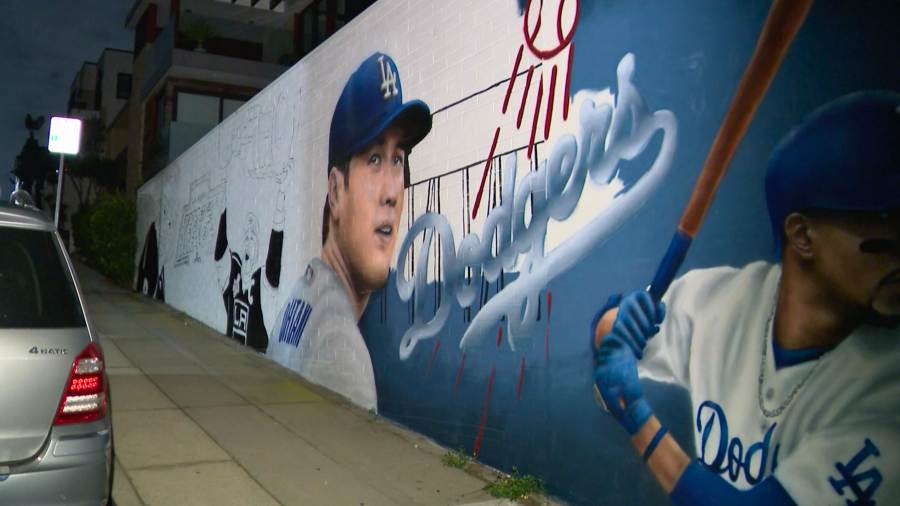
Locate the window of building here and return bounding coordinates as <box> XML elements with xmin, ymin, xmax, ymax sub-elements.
<box><xmin>177</xmin><ymin>92</ymin><xmax>220</xmax><ymax>126</ymax></box>
<box><xmin>175</xmin><ymin>92</ymin><xmax>247</xmax><ymax>125</ymax></box>
<box><xmin>222</xmin><ymin>99</ymin><xmax>246</xmax><ymax>121</ymax></box>
<box><xmin>116</xmin><ymin>73</ymin><xmax>132</xmax><ymax>99</ymax></box>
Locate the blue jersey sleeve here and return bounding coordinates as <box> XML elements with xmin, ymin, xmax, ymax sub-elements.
<box><xmin>670</xmin><ymin>462</ymin><xmax>796</xmax><ymax>506</ymax></box>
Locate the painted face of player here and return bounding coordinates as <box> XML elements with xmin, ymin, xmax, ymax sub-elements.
<box><xmin>334</xmin><ymin>126</ymin><xmax>406</xmax><ymax>292</ymax></box>
<box><xmin>242</xmin><ymin>218</ymin><xmax>259</xmax><ymax>280</ymax></box>
<box><xmin>811</xmin><ymin>207</ymin><xmax>900</xmax><ymax>322</ymax></box>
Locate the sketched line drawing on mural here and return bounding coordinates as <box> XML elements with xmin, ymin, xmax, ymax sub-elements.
<box><xmin>220</xmin><ymin>88</ymin><xmax>301</xmax><ymax>179</ymax></box>
<box><xmin>174</xmin><ymin>173</ymin><xmax>227</xmax><ymax>267</ymax></box>
<box><xmin>396</xmin><ymin>53</ymin><xmax>678</xmax><ymax>359</ymax></box>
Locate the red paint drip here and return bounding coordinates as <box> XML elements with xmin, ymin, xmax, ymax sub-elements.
<box><xmin>455</xmin><ymin>354</ymin><xmax>467</xmax><ymax>391</ymax></box>
<box><xmin>544</xmin><ymin>65</ymin><xmax>558</xmax><ymax>140</ymax></box>
<box><xmin>516</xmin><ymin>356</ymin><xmax>525</xmax><ymax>402</ymax></box>
<box><xmin>425</xmin><ymin>339</ymin><xmax>441</xmax><ymax>379</ymax></box>
<box><xmin>503</xmin><ymin>45</ymin><xmax>524</xmax><ymax>115</ymax></box>
<box><xmin>473</xmin><ymin>364</ymin><xmax>496</xmax><ymax>458</ymax></box>
<box><xmin>517</xmin><ymin>65</ymin><xmax>535</xmax><ymax>129</ymax></box>
<box><xmin>496</xmin><ymin>326</ymin><xmax>503</xmax><ymax>348</ymax></box>
<box><xmin>528</xmin><ymin>75</ymin><xmax>544</xmax><ymax>160</ymax></box>
<box><xmin>545</xmin><ymin>327</ymin><xmax>550</xmax><ymax>362</ymax></box>
<box><xmin>471</xmin><ymin>127</ymin><xmax>501</xmax><ymax>220</ymax></box>
<box><xmin>545</xmin><ymin>291</ymin><xmax>552</xmax><ymax>362</ymax></box>
<box><xmin>564</xmin><ymin>44</ymin><xmax>574</xmax><ymax>121</ymax></box>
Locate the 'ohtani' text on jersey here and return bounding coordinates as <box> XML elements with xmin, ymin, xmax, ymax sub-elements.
<box><xmin>278</xmin><ymin>298</ymin><xmax>313</xmax><ymax>348</ymax></box>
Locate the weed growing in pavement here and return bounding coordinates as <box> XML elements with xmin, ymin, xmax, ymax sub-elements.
<box><xmin>366</xmin><ymin>408</ymin><xmax>378</xmax><ymax>423</ymax></box>
<box><xmin>442</xmin><ymin>448</ymin><xmax>470</xmax><ymax>469</ymax></box>
<box><xmin>484</xmin><ymin>466</ymin><xmax>545</xmax><ymax>500</ymax></box>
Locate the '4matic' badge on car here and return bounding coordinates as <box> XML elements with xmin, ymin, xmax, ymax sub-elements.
<box><xmin>28</xmin><ymin>347</ymin><xmax>69</xmax><ymax>355</ymax></box>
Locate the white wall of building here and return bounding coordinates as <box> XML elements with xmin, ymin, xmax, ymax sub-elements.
<box><xmin>97</xmin><ymin>49</ymin><xmax>134</xmax><ymax>129</ymax></box>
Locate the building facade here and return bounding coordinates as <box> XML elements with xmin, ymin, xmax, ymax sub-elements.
<box><xmin>122</xmin><ymin>0</ymin><xmax>374</xmax><ymax>196</ymax></box>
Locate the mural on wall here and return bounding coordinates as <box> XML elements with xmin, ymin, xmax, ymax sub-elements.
<box><xmin>214</xmin><ymin>157</ymin><xmax>291</xmax><ymax>352</ymax></box>
<box><xmin>136</xmin><ymin>222</ymin><xmax>162</xmax><ymax>299</ymax></box>
<box><xmin>587</xmin><ymin>2</ymin><xmax>898</xmax><ymax>503</ymax></box>
<box><xmin>136</xmin><ymin>170</ymin><xmax>181</xmax><ymax>301</ymax></box>
<box><xmin>367</xmin><ymin>1</ymin><xmax>900</xmax><ymax>504</ymax></box>
<box><xmin>223</xmin><ymin>88</ymin><xmax>299</xmax><ymax>182</ymax></box>
<box><xmin>135</xmin><ymin>0</ymin><xmax>900</xmax><ymax>504</ymax></box>
<box><xmin>174</xmin><ymin>173</ymin><xmax>226</xmax><ymax>268</ymax></box>
<box><xmin>591</xmin><ymin>90</ymin><xmax>900</xmax><ymax>503</ymax></box>
<box><xmin>396</xmin><ymin>52</ymin><xmax>677</xmax><ymax>358</ymax></box>
<box><xmin>267</xmin><ymin>53</ymin><xmax>433</xmax><ymax>412</ymax></box>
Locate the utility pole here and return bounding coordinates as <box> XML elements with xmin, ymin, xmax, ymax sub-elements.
<box><xmin>47</xmin><ymin>117</ymin><xmax>82</xmax><ymax>228</ymax></box>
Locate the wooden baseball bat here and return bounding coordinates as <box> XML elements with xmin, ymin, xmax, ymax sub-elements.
<box><xmin>646</xmin><ymin>0</ymin><xmax>815</xmax><ymax>302</ymax></box>
<box><xmin>594</xmin><ymin>0</ymin><xmax>815</xmax><ymax>350</ymax></box>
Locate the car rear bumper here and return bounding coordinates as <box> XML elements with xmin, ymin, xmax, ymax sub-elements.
<box><xmin>0</xmin><ymin>417</ymin><xmax>111</xmax><ymax>506</ymax></box>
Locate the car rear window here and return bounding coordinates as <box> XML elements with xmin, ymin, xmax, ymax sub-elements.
<box><xmin>0</xmin><ymin>227</ymin><xmax>85</xmax><ymax>328</ymax></box>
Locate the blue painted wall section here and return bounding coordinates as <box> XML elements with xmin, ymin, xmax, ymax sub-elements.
<box><xmin>360</xmin><ymin>1</ymin><xmax>900</xmax><ymax>505</ymax></box>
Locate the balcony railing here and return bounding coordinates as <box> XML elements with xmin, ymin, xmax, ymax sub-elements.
<box><xmin>67</xmin><ymin>90</ymin><xmax>98</xmax><ymax>113</ymax></box>
<box><xmin>141</xmin><ymin>17</ymin><xmax>290</xmax><ymax>100</ymax></box>
<box><xmin>141</xmin><ymin>20</ymin><xmax>176</xmax><ymax>99</ymax></box>
<box><xmin>174</xmin><ymin>33</ymin><xmax>263</xmax><ymax>62</ymax></box>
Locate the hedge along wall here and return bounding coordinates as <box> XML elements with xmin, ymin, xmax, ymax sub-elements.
<box><xmin>136</xmin><ymin>1</ymin><xmax>900</xmax><ymax>504</ymax></box>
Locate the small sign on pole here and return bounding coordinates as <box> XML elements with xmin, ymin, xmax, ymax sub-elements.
<box><xmin>47</xmin><ymin>117</ymin><xmax>82</xmax><ymax>227</ymax></box>
<box><xmin>48</xmin><ymin>117</ymin><xmax>82</xmax><ymax>155</ymax></box>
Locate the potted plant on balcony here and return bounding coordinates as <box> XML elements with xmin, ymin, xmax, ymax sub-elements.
<box><xmin>181</xmin><ymin>20</ymin><xmax>218</xmax><ymax>53</ymax></box>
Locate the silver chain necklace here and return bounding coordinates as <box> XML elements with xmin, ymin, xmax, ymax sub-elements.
<box><xmin>757</xmin><ymin>281</ymin><xmax>833</xmax><ymax>418</ymax></box>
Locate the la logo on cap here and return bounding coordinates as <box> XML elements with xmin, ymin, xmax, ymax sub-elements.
<box><xmin>378</xmin><ymin>56</ymin><xmax>398</xmax><ymax>100</ymax></box>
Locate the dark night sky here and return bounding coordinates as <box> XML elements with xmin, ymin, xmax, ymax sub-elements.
<box><xmin>0</xmin><ymin>1</ymin><xmax>134</xmax><ymax>196</ymax></box>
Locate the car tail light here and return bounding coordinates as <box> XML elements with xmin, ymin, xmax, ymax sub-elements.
<box><xmin>54</xmin><ymin>342</ymin><xmax>107</xmax><ymax>425</ymax></box>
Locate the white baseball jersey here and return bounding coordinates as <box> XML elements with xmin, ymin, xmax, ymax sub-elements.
<box><xmin>267</xmin><ymin>258</ymin><xmax>377</xmax><ymax>412</ymax></box>
<box><xmin>639</xmin><ymin>261</ymin><xmax>899</xmax><ymax>505</ymax></box>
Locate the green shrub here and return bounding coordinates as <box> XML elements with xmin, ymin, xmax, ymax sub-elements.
<box><xmin>90</xmin><ymin>193</ymin><xmax>137</xmax><ymax>285</ymax></box>
<box><xmin>483</xmin><ymin>466</ymin><xmax>545</xmax><ymax>500</ymax></box>
<box><xmin>71</xmin><ymin>204</ymin><xmax>94</xmax><ymax>259</ymax></box>
<box><xmin>442</xmin><ymin>448</ymin><xmax>470</xmax><ymax>469</ymax></box>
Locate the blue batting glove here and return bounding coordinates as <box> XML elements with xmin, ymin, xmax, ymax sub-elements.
<box><xmin>593</xmin><ymin>334</ymin><xmax>652</xmax><ymax>436</ymax></box>
<box><xmin>609</xmin><ymin>290</ymin><xmax>666</xmax><ymax>359</ymax></box>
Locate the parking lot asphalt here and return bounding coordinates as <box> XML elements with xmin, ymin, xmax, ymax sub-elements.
<box><xmin>73</xmin><ymin>262</ymin><xmax>516</xmax><ymax>506</ymax></box>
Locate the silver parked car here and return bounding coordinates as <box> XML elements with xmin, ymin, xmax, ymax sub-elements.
<box><xmin>0</xmin><ymin>193</ymin><xmax>114</xmax><ymax>505</ymax></box>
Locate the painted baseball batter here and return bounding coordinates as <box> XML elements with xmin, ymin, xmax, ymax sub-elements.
<box><xmin>592</xmin><ymin>92</ymin><xmax>900</xmax><ymax>505</ymax></box>
<box><xmin>267</xmin><ymin>53</ymin><xmax>432</xmax><ymax>411</ymax></box>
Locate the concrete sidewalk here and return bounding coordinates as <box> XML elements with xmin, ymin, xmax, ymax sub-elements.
<box><xmin>73</xmin><ymin>263</ymin><xmax>522</xmax><ymax>506</ymax></box>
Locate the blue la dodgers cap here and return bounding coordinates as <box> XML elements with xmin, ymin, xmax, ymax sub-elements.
<box><xmin>765</xmin><ymin>91</ymin><xmax>900</xmax><ymax>255</ymax></box>
<box><xmin>328</xmin><ymin>52</ymin><xmax>432</xmax><ymax>187</ymax></box>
